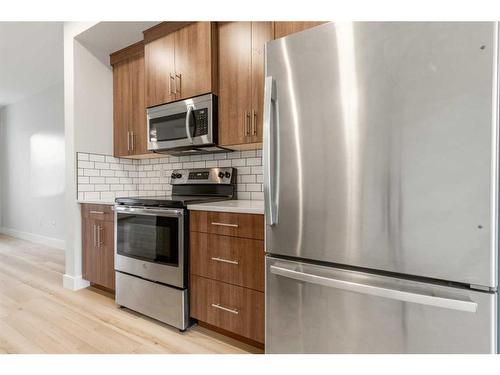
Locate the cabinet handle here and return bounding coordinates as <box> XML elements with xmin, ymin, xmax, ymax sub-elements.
<box><xmin>211</xmin><ymin>303</ymin><xmax>239</xmax><ymax>315</ymax></box>
<box><xmin>127</xmin><ymin>131</ymin><xmax>130</xmax><ymax>151</ymax></box>
<box><xmin>175</xmin><ymin>73</ymin><xmax>182</xmax><ymax>96</ymax></box>
<box><xmin>252</xmin><ymin>110</ymin><xmax>257</xmax><ymax>136</ymax></box>
<box><xmin>131</xmin><ymin>131</ymin><xmax>135</xmax><ymax>151</ymax></box>
<box><xmin>90</xmin><ymin>210</ymin><xmax>104</xmax><ymax>215</ymax></box>
<box><xmin>97</xmin><ymin>225</ymin><xmax>104</xmax><ymax>247</ymax></box>
<box><xmin>169</xmin><ymin>73</ymin><xmax>176</xmax><ymax>95</ymax></box>
<box><xmin>211</xmin><ymin>257</ymin><xmax>239</xmax><ymax>265</ymax></box>
<box><xmin>245</xmin><ymin>112</ymin><xmax>251</xmax><ymax>136</ymax></box>
<box><xmin>93</xmin><ymin>224</ymin><xmax>97</xmax><ymax>247</ymax></box>
<box><xmin>211</xmin><ymin>222</ymin><xmax>239</xmax><ymax>228</ymax></box>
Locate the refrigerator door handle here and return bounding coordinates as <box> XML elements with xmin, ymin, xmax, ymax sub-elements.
<box><xmin>270</xmin><ymin>265</ymin><xmax>478</xmax><ymax>313</ymax></box>
<box><xmin>264</xmin><ymin>75</ymin><xmax>279</xmax><ymax>226</ymax></box>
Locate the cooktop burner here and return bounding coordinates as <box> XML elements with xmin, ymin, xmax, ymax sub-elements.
<box><xmin>115</xmin><ymin>167</ymin><xmax>236</xmax><ymax>208</ymax></box>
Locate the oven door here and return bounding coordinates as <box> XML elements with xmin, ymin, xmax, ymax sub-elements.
<box><xmin>147</xmin><ymin>94</ymin><xmax>215</xmax><ymax>151</ymax></box>
<box><xmin>114</xmin><ymin>206</ymin><xmax>186</xmax><ymax>288</ymax></box>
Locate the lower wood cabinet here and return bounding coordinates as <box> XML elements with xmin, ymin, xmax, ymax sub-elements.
<box><xmin>190</xmin><ymin>210</ymin><xmax>265</xmax><ymax>346</ymax></box>
<box><xmin>190</xmin><ymin>231</ymin><xmax>264</xmax><ymax>291</ymax></box>
<box><xmin>81</xmin><ymin>204</ymin><xmax>115</xmax><ymax>291</ymax></box>
<box><xmin>190</xmin><ymin>275</ymin><xmax>265</xmax><ymax>344</ymax></box>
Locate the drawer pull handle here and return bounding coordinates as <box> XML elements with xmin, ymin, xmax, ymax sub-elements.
<box><xmin>211</xmin><ymin>257</ymin><xmax>239</xmax><ymax>265</ymax></box>
<box><xmin>211</xmin><ymin>303</ymin><xmax>239</xmax><ymax>315</ymax></box>
<box><xmin>211</xmin><ymin>222</ymin><xmax>239</xmax><ymax>228</ymax></box>
<box><xmin>90</xmin><ymin>210</ymin><xmax>104</xmax><ymax>215</ymax></box>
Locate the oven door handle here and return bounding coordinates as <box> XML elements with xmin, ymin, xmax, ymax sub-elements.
<box><xmin>114</xmin><ymin>205</ymin><xmax>184</xmax><ymax>217</ymax></box>
<box><xmin>185</xmin><ymin>105</ymin><xmax>194</xmax><ymax>144</ymax></box>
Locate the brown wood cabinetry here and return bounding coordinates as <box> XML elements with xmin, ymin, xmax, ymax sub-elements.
<box><xmin>190</xmin><ymin>210</ymin><xmax>265</xmax><ymax>346</ymax></box>
<box><xmin>190</xmin><ymin>210</ymin><xmax>264</xmax><ymax>240</ymax></box>
<box><xmin>111</xmin><ymin>42</ymin><xmax>148</xmax><ymax>158</ymax></box>
<box><xmin>144</xmin><ymin>22</ymin><xmax>218</xmax><ymax>108</ymax></box>
<box><xmin>274</xmin><ymin>21</ymin><xmax>327</xmax><ymax>39</ymax></box>
<box><xmin>82</xmin><ymin>204</ymin><xmax>115</xmax><ymax>291</ymax></box>
<box><xmin>218</xmin><ymin>22</ymin><xmax>274</xmax><ymax>149</ymax></box>
<box><xmin>190</xmin><ymin>275</ymin><xmax>265</xmax><ymax>344</ymax></box>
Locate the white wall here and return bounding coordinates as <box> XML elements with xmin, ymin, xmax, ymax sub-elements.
<box><xmin>0</xmin><ymin>83</ymin><xmax>66</xmax><ymax>248</ymax></box>
<box><xmin>74</xmin><ymin>39</ymin><xmax>113</xmax><ymax>155</ymax></box>
<box><xmin>63</xmin><ymin>21</ymin><xmax>114</xmax><ymax>290</ymax></box>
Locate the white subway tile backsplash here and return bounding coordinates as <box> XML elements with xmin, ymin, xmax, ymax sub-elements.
<box><xmin>94</xmin><ymin>162</ymin><xmax>109</xmax><ymax>169</ymax></box>
<box><xmin>89</xmin><ymin>177</ymin><xmax>105</xmax><ymax>184</ymax></box>
<box><xmin>84</xmin><ymin>192</ymin><xmax>100</xmax><ymax>200</ymax></box>
<box><xmin>78</xmin><ymin>184</ymin><xmax>94</xmax><ymax>192</ymax></box>
<box><xmin>100</xmin><ymin>169</ymin><xmax>115</xmax><ymax>177</ymax></box>
<box><xmin>89</xmin><ymin>154</ymin><xmax>105</xmax><ymax>162</ymax></box>
<box><xmin>78</xmin><ymin>153</ymin><xmax>89</xmax><ymax>161</ymax></box>
<box><xmin>77</xmin><ymin>151</ymin><xmax>263</xmax><ymax>201</ymax></box>
<box><xmin>83</xmin><ymin>169</ymin><xmax>100</xmax><ymax>177</ymax></box>
<box><xmin>79</xmin><ymin>161</ymin><xmax>94</xmax><ymax>169</ymax></box>
<box><xmin>246</xmin><ymin>158</ymin><xmax>261</xmax><ymax>166</ymax></box>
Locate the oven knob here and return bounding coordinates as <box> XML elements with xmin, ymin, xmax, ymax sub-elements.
<box><xmin>171</xmin><ymin>173</ymin><xmax>176</xmax><ymax>179</ymax></box>
<box><xmin>176</xmin><ymin>173</ymin><xmax>182</xmax><ymax>179</ymax></box>
<box><xmin>225</xmin><ymin>171</ymin><xmax>231</xmax><ymax>178</ymax></box>
<box><xmin>218</xmin><ymin>171</ymin><xmax>225</xmax><ymax>178</ymax></box>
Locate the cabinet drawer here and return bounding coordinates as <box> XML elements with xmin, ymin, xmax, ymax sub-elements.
<box><xmin>190</xmin><ymin>210</ymin><xmax>264</xmax><ymax>240</ymax></box>
<box><xmin>81</xmin><ymin>204</ymin><xmax>114</xmax><ymax>222</ymax></box>
<box><xmin>190</xmin><ymin>232</ymin><xmax>264</xmax><ymax>291</ymax></box>
<box><xmin>190</xmin><ymin>275</ymin><xmax>264</xmax><ymax>343</ymax></box>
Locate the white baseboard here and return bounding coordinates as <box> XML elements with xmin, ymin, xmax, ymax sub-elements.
<box><xmin>63</xmin><ymin>274</ymin><xmax>90</xmax><ymax>291</ymax></box>
<box><xmin>0</xmin><ymin>227</ymin><xmax>65</xmax><ymax>250</ymax></box>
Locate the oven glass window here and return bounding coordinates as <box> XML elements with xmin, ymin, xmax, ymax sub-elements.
<box><xmin>149</xmin><ymin>111</ymin><xmax>195</xmax><ymax>142</ymax></box>
<box><xmin>116</xmin><ymin>213</ymin><xmax>179</xmax><ymax>266</ymax></box>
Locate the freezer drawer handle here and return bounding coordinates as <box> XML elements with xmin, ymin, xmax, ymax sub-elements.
<box><xmin>211</xmin><ymin>303</ymin><xmax>239</xmax><ymax>315</ymax></box>
<box><xmin>270</xmin><ymin>266</ymin><xmax>478</xmax><ymax>313</ymax></box>
<box><xmin>211</xmin><ymin>222</ymin><xmax>239</xmax><ymax>228</ymax></box>
<box><xmin>211</xmin><ymin>257</ymin><xmax>239</xmax><ymax>265</ymax></box>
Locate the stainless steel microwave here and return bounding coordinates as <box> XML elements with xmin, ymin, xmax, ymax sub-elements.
<box><xmin>147</xmin><ymin>93</ymin><xmax>218</xmax><ymax>153</ymax></box>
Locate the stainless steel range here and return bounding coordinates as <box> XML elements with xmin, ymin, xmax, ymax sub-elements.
<box><xmin>114</xmin><ymin>167</ymin><xmax>236</xmax><ymax>330</ymax></box>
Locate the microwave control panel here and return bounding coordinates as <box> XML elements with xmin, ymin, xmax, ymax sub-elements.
<box><xmin>193</xmin><ymin>109</ymin><xmax>209</xmax><ymax>136</ymax></box>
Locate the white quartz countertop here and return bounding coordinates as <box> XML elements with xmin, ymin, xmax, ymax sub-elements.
<box><xmin>187</xmin><ymin>200</ymin><xmax>264</xmax><ymax>215</ymax></box>
<box><xmin>77</xmin><ymin>200</ymin><xmax>115</xmax><ymax>206</ymax></box>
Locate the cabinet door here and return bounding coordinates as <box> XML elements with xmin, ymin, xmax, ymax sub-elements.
<box><xmin>82</xmin><ymin>218</ymin><xmax>100</xmax><ymax>284</ymax></box>
<box><xmin>250</xmin><ymin>22</ymin><xmax>274</xmax><ymax>144</ymax></box>
<box><xmin>82</xmin><ymin>217</ymin><xmax>115</xmax><ymax>291</ymax></box>
<box><xmin>98</xmin><ymin>220</ymin><xmax>115</xmax><ymax>290</ymax></box>
<box><xmin>113</xmin><ymin>61</ymin><xmax>130</xmax><ymax>157</ymax></box>
<box><xmin>174</xmin><ymin>22</ymin><xmax>214</xmax><ymax>101</ymax></box>
<box><xmin>274</xmin><ymin>21</ymin><xmax>326</xmax><ymax>39</ymax></box>
<box><xmin>145</xmin><ymin>32</ymin><xmax>175</xmax><ymax>107</ymax></box>
<box><xmin>218</xmin><ymin>22</ymin><xmax>252</xmax><ymax>146</ymax></box>
<box><xmin>128</xmin><ymin>53</ymin><xmax>149</xmax><ymax>156</ymax></box>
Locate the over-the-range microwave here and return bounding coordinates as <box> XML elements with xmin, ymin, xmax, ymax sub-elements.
<box><xmin>147</xmin><ymin>93</ymin><xmax>227</xmax><ymax>155</ymax></box>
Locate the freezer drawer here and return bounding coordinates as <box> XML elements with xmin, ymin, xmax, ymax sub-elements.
<box><xmin>265</xmin><ymin>257</ymin><xmax>497</xmax><ymax>353</ymax></box>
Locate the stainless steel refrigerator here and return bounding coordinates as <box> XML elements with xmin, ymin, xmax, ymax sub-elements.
<box><xmin>263</xmin><ymin>22</ymin><xmax>499</xmax><ymax>354</ymax></box>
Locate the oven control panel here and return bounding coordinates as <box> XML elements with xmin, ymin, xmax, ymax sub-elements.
<box><xmin>170</xmin><ymin>167</ymin><xmax>235</xmax><ymax>185</ymax></box>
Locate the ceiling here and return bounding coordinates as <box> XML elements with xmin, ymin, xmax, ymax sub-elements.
<box><xmin>0</xmin><ymin>22</ymin><xmax>64</xmax><ymax>107</ymax></box>
<box><xmin>75</xmin><ymin>22</ymin><xmax>159</xmax><ymax>66</ymax></box>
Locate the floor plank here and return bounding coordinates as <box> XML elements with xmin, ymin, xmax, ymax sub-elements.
<box><xmin>0</xmin><ymin>234</ymin><xmax>262</xmax><ymax>354</ymax></box>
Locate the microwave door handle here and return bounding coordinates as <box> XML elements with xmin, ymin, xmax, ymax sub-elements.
<box><xmin>185</xmin><ymin>105</ymin><xmax>194</xmax><ymax>144</ymax></box>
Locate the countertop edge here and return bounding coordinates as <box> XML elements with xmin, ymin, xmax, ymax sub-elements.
<box><xmin>76</xmin><ymin>200</ymin><xmax>115</xmax><ymax>206</ymax></box>
<box><xmin>187</xmin><ymin>200</ymin><xmax>264</xmax><ymax>215</ymax></box>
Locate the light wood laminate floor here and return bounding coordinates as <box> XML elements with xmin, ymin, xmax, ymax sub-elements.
<box><xmin>0</xmin><ymin>234</ymin><xmax>261</xmax><ymax>354</ymax></box>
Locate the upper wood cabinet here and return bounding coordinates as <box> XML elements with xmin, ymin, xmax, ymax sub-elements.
<box><xmin>218</xmin><ymin>22</ymin><xmax>274</xmax><ymax>149</ymax></box>
<box><xmin>144</xmin><ymin>22</ymin><xmax>218</xmax><ymax>108</ymax></box>
<box><xmin>274</xmin><ymin>21</ymin><xmax>326</xmax><ymax>39</ymax></box>
<box><xmin>111</xmin><ymin>42</ymin><xmax>148</xmax><ymax>157</ymax></box>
